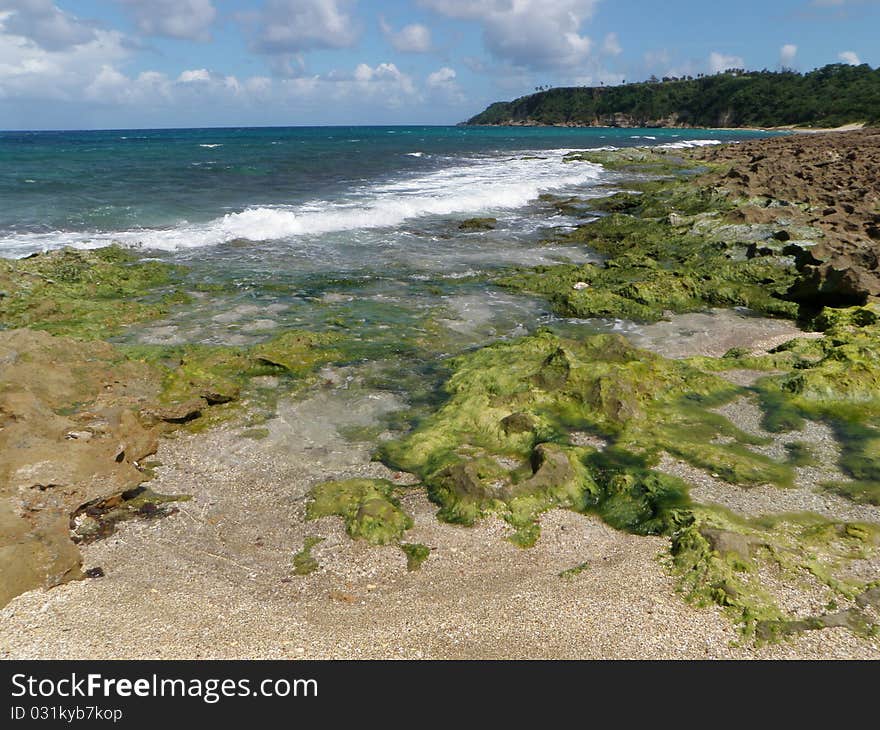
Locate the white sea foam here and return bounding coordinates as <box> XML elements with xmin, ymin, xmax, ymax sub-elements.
<box><xmin>199</xmin><ymin>143</ymin><xmax>223</xmax><ymax>148</ymax></box>
<box><xmin>656</xmin><ymin>139</ymin><xmax>722</xmax><ymax>150</ymax></box>
<box><xmin>406</xmin><ymin>152</ymin><xmax>425</xmax><ymax>157</ymax></box>
<box><xmin>0</xmin><ymin>151</ymin><xmax>605</xmax><ymax>255</ymax></box>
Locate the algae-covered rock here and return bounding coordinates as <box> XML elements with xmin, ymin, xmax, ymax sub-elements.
<box><xmin>498</xmin><ymin>171</ymin><xmax>801</xmax><ymax>323</ymax></box>
<box><xmin>251</xmin><ymin>331</ymin><xmax>342</xmax><ymax>376</ymax></box>
<box><xmin>671</xmin><ymin>506</ymin><xmax>880</xmax><ymax>638</ymax></box>
<box><xmin>747</xmin><ymin>305</ymin><xmax>880</xmax><ymax>500</ymax></box>
<box><xmin>400</xmin><ymin>542</ymin><xmax>430</xmax><ymax>571</ymax></box>
<box><xmin>499</xmin><ymin>211</ymin><xmax>799</xmax><ymax>322</ymax></box>
<box><xmin>380</xmin><ymin>330</ymin><xmax>793</xmax><ymax>543</ymax></box>
<box><xmin>307</xmin><ymin>479</ymin><xmax>413</xmax><ymax>545</ymax></box>
<box><xmin>563</xmin><ymin>147</ymin><xmax>699</xmax><ymax>175</ymax></box>
<box><xmin>292</xmin><ymin>536</ymin><xmax>324</xmax><ymax>575</ymax></box>
<box><xmin>126</xmin><ymin>329</ymin><xmax>343</xmax><ymax>431</ymax></box>
<box><xmin>0</xmin><ymin>246</ymin><xmax>185</xmax><ymax>339</ymax></box>
<box><xmin>458</xmin><ymin>217</ymin><xmax>497</xmax><ymax>231</ymax></box>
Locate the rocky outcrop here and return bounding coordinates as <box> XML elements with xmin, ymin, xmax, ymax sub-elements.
<box><xmin>692</xmin><ymin>129</ymin><xmax>880</xmax><ymax>306</ymax></box>
<box><xmin>0</xmin><ymin>330</ymin><xmax>164</xmax><ymax>606</ymax></box>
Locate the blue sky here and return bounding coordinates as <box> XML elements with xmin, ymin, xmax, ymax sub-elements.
<box><xmin>0</xmin><ymin>0</ymin><xmax>876</xmax><ymax>129</ymax></box>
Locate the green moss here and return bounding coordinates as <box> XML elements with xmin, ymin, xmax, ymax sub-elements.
<box><xmin>379</xmin><ymin>331</ymin><xmax>797</xmax><ymax>545</ymax></box>
<box><xmin>498</xmin><ymin>213</ymin><xmax>798</xmax><ymax>323</ymax></box>
<box><xmin>497</xmin><ymin>169</ymin><xmax>802</xmax><ymax>324</ymax></box>
<box><xmin>669</xmin><ymin>506</ymin><xmax>880</xmax><ymax>638</ymax></box>
<box><xmin>563</xmin><ymin>148</ymin><xmax>701</xmax><ymax>175</ymax></box>
<box><xmin>242</xmin><ymin>427</ymin><xmax>271</xmax><ymax>440</ymax></box>
<box><xmin>0</xmin><ymin>246</ymin><xmax>184</xmax><ymax>339</ymax></box>
<box><xmin>400</xmin><ymin>543</ymin><xmax>430</xmax><ymax>571</ymax></box>
<box><xmin>364</xmin><ymin>322</ymin><xmax>880</xmax><ymax>639</ymax></box>
<box><xmin>307</xmin><ymin>479</ymin><xmax>413</xmax><ymax>545</ymax></box>
<box><xmin>458</xmin><ymin>217</ymin><xmax>497</xmax><ymax>231</ymax></box>
<box><xmin>670</xmin><ymin>516</ymin><xmax>783</xmax><ymax>631</ymax></box>
<box><xmin>250</xmin><ymin>330</ymin><xmax>343</xmax><ymax>376</ymax></box>
<box><xmin>785</xmin><ymin>441</ymin><xmax>817</xmax><ymax>467</ymax></box>
<box><xmin>822</xmin><ymin>481</ymin><xmax>880</xmax><ymax>506</ymax></box>
<box><xmin>743</xmin><ymin>305</ymin><xmax>880</xmax><ymax>502</ymax></box>
<box><xmin>120</xmin><ymin>329</ymin><xmax>342</xmax><ymax>430</ymax></box>
<box><xmin>559</xmin><ymin>561</ymin><xmax>590</xmax><ymax>580</ymax></box>
<box><xmin>293</xmin><ymin>536</ymin><xmax>324</xmax><ymax>575</ymax></box>
<box><xmin>590</xmin><ymin>180</ymin><xmax>734</xmax><ymax>218</ymax></box>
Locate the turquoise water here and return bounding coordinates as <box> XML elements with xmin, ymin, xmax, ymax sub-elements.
<box><xmin>0</xmin><ymin>125</ymin><xmax>780</xmax><ymax>361</ymax></box>
<box><xmin>0</xmin><ymin>125</ymin><xmax>775</xmax><ymax>255</ymax></box>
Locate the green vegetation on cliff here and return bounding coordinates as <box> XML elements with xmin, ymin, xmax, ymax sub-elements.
<box><xmin>466</xmin><ymin>63</ymin><xmax>880</xmax><ymax>128</ymax></box>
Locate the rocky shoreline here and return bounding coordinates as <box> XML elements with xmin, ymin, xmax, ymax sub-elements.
<box><xmin>2</xmin><ymin>130</ymin><xmax>880</xmax><ymax>658</ymax></box>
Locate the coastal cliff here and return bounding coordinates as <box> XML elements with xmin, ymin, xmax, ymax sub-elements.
<box><xmin>465</xmin><ymin>63</ymin><xmax>880</xmax><ymax>128</ymax></box>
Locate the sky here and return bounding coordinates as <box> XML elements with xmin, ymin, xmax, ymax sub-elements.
<box><xmin>0</xmin><ymin>0</ymin><xmax>877</xmax><ymax>129</ymax></box>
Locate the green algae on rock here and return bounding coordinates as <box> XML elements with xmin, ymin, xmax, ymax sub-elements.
<box><xmin>307</xmin><ymin>479</ymin><xmax>413</xmax><ymax>545</ymax></box>
<box><xmin>458</xmin><ymin>217</ymin><xmax>497</xmax><ymax>231</ymax></box>
<box><xmin>558</xmin><ymin>560</ymin><xmax>590</xmax><ymax>580</ymax></box>
<box><xmin>671</xmin><ymin>506</ymin><xmax>880</xmax><ymax>640</ymax></box>
<box><xmin>400</xmin><ymin>542</ymin><xmax>430</xmax><ymax>571</ymax></box>
<box><xmin>123</xmin><ymin>329</ymin><xmax>343</xmax><ymax>432</ymax></box>
<box><xmin>738</xmin><ymin>304</ymin><xmax>880</xmax><ymax>504</ymax></box>
<box><xmin>563</xmin><ymin>147</ymin><xmax>701</xmax><ymax>175</ymax></box>
<box><xmin>0</xmin><ymin>246</ymin><xmax>186</xmax><ymax>339</ymax></box>
<box><xmin>379</xmin><ymin>331</ymin><xmax>796</xmax><ymax>543</ymax></box>
<box><xmin>367</xmin><ymin>325</ymin><xmax>880</xmax><ymax>638</ymax></box>
<box><xmin>497</xmin><ymin>186</ymin><xmax>800</xmax><ymax>323</ymax></box>
<box><xmin>293</xmin><ymin>536</ymin><xmax>324</xmax><ymax>576</ymax></box>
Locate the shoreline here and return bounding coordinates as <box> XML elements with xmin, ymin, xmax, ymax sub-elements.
<box><xmin>2</xmin><ymin>129</ymin><xmax>880</xmax><ymax>658</ymax></box>
<box><xmin>462</xmin><ymin>122</ymin><xmax>866</xmax><ymax>133</ymax></box>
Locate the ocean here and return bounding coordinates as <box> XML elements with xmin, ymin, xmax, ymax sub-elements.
<box><xmin>0</xmin><ymin>125</ymin><xmax>777</xmax><ymax>357</ymax></box>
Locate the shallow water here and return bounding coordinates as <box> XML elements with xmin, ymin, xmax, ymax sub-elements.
<box><xmin>2</xmin><ymin>125</ymin><xmax>794</xmax><ymax>435</ymax></box>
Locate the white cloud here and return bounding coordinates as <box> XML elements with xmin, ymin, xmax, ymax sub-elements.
<box><xmin>421</xmin><ymin>0</ymin><xmax>600</xmax><ymax>69</ymax></box>
<box><xmin>644</xmin><ymin>49</ymin><xmax>671</xmax><ymax>68</ymax></box>
<box><xmin>178</xmin><ymin>68</ymin><xmax>212</xmax><ymax>83</ymax></box>
<box><xmin>427</xmin><ymin>66</ymin><xmax>464</xmax><ymax>104</ymax></box>
<box><xmin>273</xmin><ymin>61</ymin><xmax>421</xmax><ymax>110</ymax></box>
<box><xmin>85</xmin><ymin>66</ymin><xmax>172</xmax><ymax>105</ymax></box>
<box><xmin>0</xmin><ymin>0</ymin><xmax>98</xmax><ymax>50</ymax></box>
<box><xmin>427</xmin><ymin>66</ymin><xmax>455</xmax><ymax>87</ymax></box>
<box><xmin>780</xmin><ymin>43</ymin><xmax>797</xmax><ymax>67</ymax></box>
<box><xmin>709</xmin><ymin>51</ymin><xmax>744</xmax><ymax>74</ymax></box>
<box><xmin>380</xmin><ymin>18</ymin><xmax>432</xmax><ymax>53</ymax></box>
<box><xmin>0</xmin><ymin>5</ymin><xmax>434</xmax><ymax>124</ymax></box>
<box><xmin>349</xmin><ymin>61</ymin><xmax>416</xmax><ymax>95</ymax></box>
<box><xmin>0</xmin><ymin>10</ymin><xmax>128</xmax><ymax>100</ymax></box>
<box><xmin>251</xmin><ymin>0</ymin><xmax>358</xmax><ymax>54</ymax></box>
<box><xmin>601</xmin><ymin>32</ymin><xmax>622</xmax><ymax>57</ymax></box>
<box><xmin>118</xmin><ymin>1</ymin><xmax>216</xmax><ymax>41</ymax></box>
<box><xmin>838</xmin><ymin>50</ymin><xmax>861</xmax><ymax>65</ymax></box>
